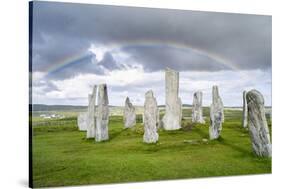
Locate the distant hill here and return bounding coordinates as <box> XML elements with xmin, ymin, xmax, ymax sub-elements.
<box><xmin>31</xmin><ymin>103</ymin><xmax>193</xmax><ymax>111</ymax></box>
<box><xmin>158</xmin><ymin>104</ymin><xmax>192</xmax><ymax>107</ymax></box>
<box><xmin>30</xmin><ymin>104</ymin><xmax>271</xmax><ymax>112</ymax></box>
<box><xmin>30</xmin><ymin>104</ymin><xmax>87</xmax><ymax>111</ymax></box>
<box><xmin>183</xmin><ymin>104</ymin><xmax>192</xmax><ymax>107</ymax></box>
<box><xmin>31</xmin><ymin>104</ymin><xmax>123</xmax><ymax>111</ymax></box>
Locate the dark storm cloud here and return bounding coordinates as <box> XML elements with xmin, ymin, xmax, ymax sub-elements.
<box><xmin>32</xmin><ymin>1</ymin><xmax>271</xmax><ymax>79</ymax></box>
<box><xmin>45</xmin><ymin>52</ymin><xmax>105</xmax><ymax>80</ymax></box>
<box><xmin>122</xmin><ymin>45</ymin><xmax>229</xmax><ymax>72</ymax></box>
<box><xmin>32</xmin><ymin>35</ymin><xmax>91</xmax><ymax>72</ymax></box>
<box><xmin>98</xmin><ymin>52</ymin><xmax>123</xmax><ymax>70</ymax></box>
<box><xmin>32</xmin><ymin>78</ymin><xmax>60</xmax><ymax>95</ymax></box>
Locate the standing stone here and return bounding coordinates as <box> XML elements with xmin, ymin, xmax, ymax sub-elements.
<box><xmin>162</xmin><ymin>68</ymin><xmax>182</xmax><ymax>130</ymax></box>
<box><xmin>95</xmin><ymin>84</ymin><xmax>109</xmax><ymax>142</ymax></box>
<box><xmin>192</xmin><ymin>91</ymin><xmax>205</xmax><ymax>124</ymax></box>
<box><xmin>123</xmin><ymin>97</ymin><xmax>136</xmax><ymax>128</ymax></box>
<box><xmin>209</xmin><ymin>86</ymin><xmax>224</xmax><ymax>140</ymax></box>
<box><xmin>143</xmin><ymin>90</ymin><xmax>159</xmax><ymax>143</ymax></box>
<box><xmin>242</xmin><ymin>90</ymin><xmax>248</xmax><ymax>128</ymax></box>
<box><xmin>156</xmin><ymin>109</ymin><xmax>162</xmax><ymax>129</ymax></box>
<box><xmin>246</xmin><ymin>89</ymin><xmax>271</xmax><ymax>157</ymax></box>
<box><xmin>87</xmin><ymin>85</ymin><xmax>97</xmax><ymax>138</ymax></box>
<box><xmin>77</xmin><ymin>112</ymin><xmax>88</xmax><ymax>131</ymax></box>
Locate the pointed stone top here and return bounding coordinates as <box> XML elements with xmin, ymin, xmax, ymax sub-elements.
<box><xmin>246</xmin><ymin>89</ymin><xmax>264</xmax><ymax>105</ymax></box>
<box><xmin>145</xmin><ymin>90</ymin><xmax>154</xmax><ymax>98</ymax></box>
<box><xmin>212</xmin><ymin>85</ymin><xmax>218</xmax><ymax>91</ymax></box>
<box><xmin>98</xmin><ymin>83</ymin><xmax>107</xmax><ymax>89</ymax></box>
<box><xmin>125</xmin><ymin>97</ymin><xmax>133</xmax><ymax>108</ymax></box>
<box><xmin>212</xmin><ymin>85</ymin><xmax>220</xmax><ymax>102</ymax></box>
<box><xmin>98</xmin><ymin>84</ymin><xmax>109</xmax><ymax>104</ymax></box>
<box><xmin>194</xmin><ymin>90</ymin><xmax>202</xmax><ymax>96</ymax></box>
<box><xmin>125</xmin><ymin>96</ymin><xmax>130</xmax><ymax>103</ymax></box>
<box><xmin>165</xmin><ymin>67</ymin><xmax>178</xmax><ymax>73</ymax></box>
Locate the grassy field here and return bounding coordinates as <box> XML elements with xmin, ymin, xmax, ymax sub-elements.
<box><xmin>31</xmin><ymin>108</ymin><xmax>271</xmax><ymax>187</ymax></box>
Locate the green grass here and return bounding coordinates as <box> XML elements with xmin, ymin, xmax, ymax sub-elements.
<box><xmin>32</xmin><ymin>108</ymin><xmax>271</xmax><ymax>187</ymax></box>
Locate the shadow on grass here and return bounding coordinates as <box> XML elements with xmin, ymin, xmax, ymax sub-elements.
<box><xmin>193</xmin><ymin>127</ymin><xmax>209</xmax><ymax>139</ymax></box>
<box><xmin>214</xmin><ymin>136</ymin><xmax>251</xmax><ymax>156</ymax></box>
<box><xmin>141</xmin><ymin>142</ymin><xmax>187</xmax><ymax>154</ymax></box>
<box><xmin>83</xmin><ymin>138</ymin><xmax>95</xmax><ymax>143</ymax></box>
<box><xmin>192</xmin><ymin>125</ymin><xmax>251</xmax><ymax>156</ymax></box>
<box><xmin>81</xmin><ymin>129</ymin><xmax>125</xmax><ymax>143</ymax></box>
<box><xmin>108</xmin><ymin>128</ymin><xmax>126</xmax><ymax>141</ymax></box>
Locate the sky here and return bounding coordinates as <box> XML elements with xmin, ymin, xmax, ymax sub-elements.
<box><xmin>31</xmin><ymin>1</ymin><xmax>272</xmax><ymax>107</ymax></box>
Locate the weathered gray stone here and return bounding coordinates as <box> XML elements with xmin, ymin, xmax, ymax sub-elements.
<box><xmin>77</xmin><ymin>112</ymin><xmax>88</xmax><ymax>131</ymax></box>
<box><xmin>242</xmin><ymin>90</ymin><xmax>248</xmax><ymax>128</ymax></box>
<box><xmin>156</xmin><ymin>109</ymin><xmax>162</xmax><ymax>129</ymax></box>
<box><xmin>87</xmin><ymin>85</ymin><xmax>97</xmax><ymax>138</ymax></box>
<box><xmin>246</xmin><ymin>89</ymin><xmax>271</xmax><ymax>157</ymax></box>
<box><xmin>95</xmin><ymin>84</ymin><xmax>109</xmax><ymax>142</ymax></box>
<box><xmin>162</xmin><ymin>68</ymin><xmax>182</xmax><ymax>130</ymax></box>
<box><xmin>192</xmin><ymin>91</ymin><xmax>205</xmax><ymax>124</ymax></box>
<box><xmin>143</xmin><ymin>90</ymin><xmax>159</xmax><ymax>143</ymax></box>
<box><xmin>123</xmin><ymin>97</ymin><xmax>136</xmax><ymax>128</ymax></box>
<box><xmin>209</xmin><ymin>85</ymin><xmax>224</xmax><ymax>140</ymax></box>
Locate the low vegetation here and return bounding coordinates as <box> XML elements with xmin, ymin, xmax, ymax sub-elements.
<box><xmin>32</xmin><ymin>108</ymin><xmax>271</xmax><ymax>187</ymax></box>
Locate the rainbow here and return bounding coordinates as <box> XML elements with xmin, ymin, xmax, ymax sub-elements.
<box><xmin>43</xmin><ymin>50</ymin><xmax>93</xmax><ymax>77</ymax></box>
<box><xmin>41</xmin><ymin>39</ymin><xmax>240</xmax><ymax>77</ymax></box>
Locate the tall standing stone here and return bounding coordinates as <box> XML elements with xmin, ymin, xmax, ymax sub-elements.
<box><xmin>246</xmin><ymin>89</ymin><xmax>271</xmax><ymax>157</ymax></box>
<box><xmin>143</xmin><ymin>90</ymin><xmax>159</xmax><ymax>143</ymax></box>
<box><xmin>156</xmin><ymin>109</ymin><xmax>162</xmax><ymax>129</ymax></box>
<box><xmin>95</xmin><ymin>84</ymin><xmax>109</xmax><ymax>142</ymax></box>
<box><xmin>192</xmin><ymin>91</ymin><xmax>205</xmax><ymax>124</ymax></box>
<box><xmin>242</xmin><ymin>90</ymin><xmax>248</xmax><ymax>128</ymax></box>
<box><xmin>123</xmin><ymin>97</ymin><xmax>136</xmax><ymax>128</ymax></box>
<box><xmin>162</xmin><ymin>68</ymin><xmax>182</xmax><ymax>130</ymax></box>
<box><xmin>209</xmin><ymin>85</ymin><xmax>224</xmax><ymax>140</ymax></box>
<box><xmin>87</xmin><ymin>85</ymin><xmax>97</xmax><ymax>138</ymax></box>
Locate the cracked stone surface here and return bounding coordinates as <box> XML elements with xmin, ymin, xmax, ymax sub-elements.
<box><xmin>242</xmin><ymin>90</ymin><xmax>248</xmax><ymax>128</ymax></box>
<box><xmin>162</xmin><ymin>68</ymin><xmax>182</xmax><ymax>130</ymax></box>
<box><xmin>87</xmin><ymin>85</ymin><xmax>97</xmax><ymax>138</ymax></box>
<box><xmin>95</xmin><ymin>84</ymin><xmax>109</xmax><ymax>142</ymax></box>
<box><xmin>209</xmin><ymin>86</ymin><xmax>224</xmax><ymax>140</ymax></box>
<box><xmin>192</xmin><ymin>91</ymin><xmax>205</xmax><ymax>124</ymax></box>
<box><xmin>246</xmin><ymin>89</ymin><xmax>271</xmax><ymax>157</ymax></box>
<box><xmin>123</xmin><ymin>97</ymin><xmax>136</xmax><ymax>128</ymax></box>
<box><xmin>143</xmin><ymin>90</ymin><xmax>159</xmax><ymax>143</ymax></box>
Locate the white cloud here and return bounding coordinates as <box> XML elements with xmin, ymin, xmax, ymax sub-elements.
<box><xmin>32</xmin><ymin>71</ymin><xmax>45</xmax><ymax>84</ymax></box>
<box><xmin>32</xmin><ymin>69</ymin><xmax>271</xmax><ymax>107</ymax></box>
<box><xmin>89</xmin><ymin>43</ymin><xmax>112</xmax><ymax>62</ymax></box>
<box><xmin>179</xmin><ymin>70</ymin><xmax>272</xmax><ymax>106</ymax></box>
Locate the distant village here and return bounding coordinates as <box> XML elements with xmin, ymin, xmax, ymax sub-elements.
<box><xmin>39</xmin><ymin>113</ymin><xmax>65</xmax><ymax>119</ymax></box>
